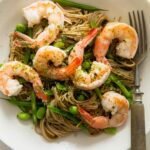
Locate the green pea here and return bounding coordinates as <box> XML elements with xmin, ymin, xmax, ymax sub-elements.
<box><xmin>53</xmin><ymin>41</ymin><xmax>65</xmax><ymax>48</ymax></box>
<box><xmin>16</xmin><ymin>23</ymin><xmax>27</xmax><ymax>33</ymax></box>
<box><xmin>56</xmin><ymin>82</ymin><xmax>68</xmax><ymax>91</ymax></box>
<box><xmin>82</xmin><ymin>61</ymin><xmax>91</xmax><ymax>70</ymax></box>
<box><xmin>69</xmin><ymin>106</ymin><xmax>78</xmax><ymax>115</ymax></box>
<box><xmin>36</xmin><ymin>107</ymin><xmax>46</xmax><ymax>119</ymax></box>
<box><xmin>77</xmin><ymin>95</ymin><xmax>85</xmax><ymax>101</ymax></box>
<box><xmin>17</xmin><ymin>112</ymin><xmax>31</xmax><ymax>121</ymax></box>
<box><xmin>104</xmin><ymin>127</ymin><xmax>117</xmax><ymax>135</ymax></box>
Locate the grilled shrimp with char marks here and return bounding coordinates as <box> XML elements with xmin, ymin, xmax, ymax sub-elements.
<box><xmin>0</xmin><ymin>61</ymin><xmax>47</xmax><ymax>102</ymax></box>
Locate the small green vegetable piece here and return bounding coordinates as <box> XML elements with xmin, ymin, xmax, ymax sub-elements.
<box><xmin>30</xmin><ymin>53</ymin><xmax>35</xmax><ymax>60</ymax></box>
<box><xmin>61</xmin><ymin>35</ymin><xmax>67</xmax><ymax>42</ymax></box>
<box><xmin>69</xmin><ymin>106</ymin><xmax>78</xmax><ymax>115</ymax></box>
<box><xmin>26</xmin><ymin>28</ymin><xmax>33</xmax><ymax>38</ymax></box>
<box><xmin>77</xmin><ymin>95</ymin><xmax>85</xmax><ymax>101</ymax></box>
<box><xmin>5</xmin><ymin>97</ymin><xmax>43</xmax><ymax>111</ymax></box>
<box><xmin>90</xmin><ymin>21</ymin><xmax>98</xmax><ymax>28</ymax></box>
<box><xmin>64</xmin><ymin>44</ymin><xmax>74</xmax><ymax>53</ymax></box>
<box><xmin>84</xmin><ymin>52</ymin><xmax>93</xmax><ymax>59</ymax></box>
<box><xmin>109</xmin><ymin>74</ymin><xmax>132</xmax><ymax>104</ymax></box>
<box><xmin>56</xmin><ymin>82</ymin><xmax>68</xmax><ymax>91</ymax></box>
<box><xmin>17</xmin><ymin>112</ymin><xmax>31</xmax><ymax>121</ymax></box>
<box><xmin>82</xmin><ymin>61</ymin><xmax>91</xmax><ymax>70</ymax></box>
<box><xmin>104</xmin><ymin>127</ymin><xmax>117</xmax><ymax>135</ymax></box>
<box><xmin>53</xmin><ymin>41</ymin><xmax>65</xmax><ymax>48</ymax></box>
<box><xmin>18</xmin><ymin>78</ymin><xmax>27</xmax><ymax>84</ymax></box>
<box><xmin>45</xmin><ymin>89</ymin><xmax>54</xmax><ymax>96</ymax></box>
<box><xmin>52</xmin><ymin>0</ymin><xmax>105</xmax><ymax>11</ymax></box>
<box><xmin>95</xmin><ymin>88</ymin><xmax>102</xmax><ymax>99</ymax></box>
<box><xmin>23</xmin><ymin>48</ymin><xmax>31</xmax><ymax>64</ymax></box>
<box><xmin>31</xmin><ymin>92</ymin><xmax>37</xmax><ymax>124</ymax></box>
<box><xmin>48</xmin><ymin>105</ymin><xmax>88</xmax><ymax>132</ymax></box>
<box><xmin>0</xmin><ymin>64</ymin><xmax>3</xmax><ymax>67</ymax></box>
<box><xmin>16</xmin><ymin>23</ymin><xmax>27</xmax><ymax>33</ymax></box>
<box><xmin>36</xmin><ymin>107</ymin><xmax>46</xmax><ymax>119</ymax></box>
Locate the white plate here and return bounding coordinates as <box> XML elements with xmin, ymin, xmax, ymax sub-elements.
<box><xmin>0</xmin><ymin>0</ymin><xmax>150</xmax><ymax>150</ymax></box>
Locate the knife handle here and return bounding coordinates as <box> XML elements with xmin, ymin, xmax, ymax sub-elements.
<box><xmin>131</xmin><ymin>102</ymin><xmax>146</xmax><ymax>150</ymax></box>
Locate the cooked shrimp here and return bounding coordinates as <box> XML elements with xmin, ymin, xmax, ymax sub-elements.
<box><xmin>77</xmin><ymin>91</ymin><xmax>129</xmax><ymax>129</ymax></box>
<box><xmin>33</xmin><ymin>29</ymin><xmax>98</xmax><ymax>80</ymax></box>
<box><xmin>14</xmin><ymin>1</ymin><xmax>64</xmax><ymax>48</ymax></box>
<box><xmin>69</xmin><ymin>28</ymin><xmax>111</xmax><ymax>90</ymax></box>
<box><xmin>33</xmin><ymin>46</ymin><xmax>82</xmax><ymax>80</ymax></box>
<box><xmin>0</xmin><ymin>61</ymin><xmax>47</xmax><ymax>102</ymax></box>
<box><xmin>94</xmin><ymin>22</ymin><xmax>138</xmax><ymax>60</ymax></box>
<box><xmin>68</xmin><ymin>28</ymin><xmax>98</xmax><ymax>63</ymax></box>
<box><xmin>72</xmin><ymin>61</ymin><xmax>111</xmax><ymax>90</ymax></box>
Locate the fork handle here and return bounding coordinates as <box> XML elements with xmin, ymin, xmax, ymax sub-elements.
<box><xmin>131</xmin><ymin>102</ymin><xmax>146</xmax><ymax>150</ymax></box>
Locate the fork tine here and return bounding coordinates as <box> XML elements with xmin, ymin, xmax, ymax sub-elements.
<box><xmin>132</xmin><ymin>11</ymin><xmax>140</xmax><ymax>55</ymax></box>
<box><xmin>141</xmin><ymin>11</ymin><xmax>147</xmax><ymax>52</ymax></box>
<box><xmin>137</xmin><ymin>10</ymin><xmax>143</xmax><ymax>53</ymax></box>
<box><xmin>133</xmin><ymin>11</ymin><xmax>138</xmax><ymax>32</ymax></box>
<box><xmin>128</xmin><ymin>12</ymin><xmax>133</xmax><ymax>26</ymax></box>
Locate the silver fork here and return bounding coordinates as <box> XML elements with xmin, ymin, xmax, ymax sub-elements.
<box><xmin>129</xmin><ymin>11</ymin><xmax>147</xmax><ymax>150</ymax></box>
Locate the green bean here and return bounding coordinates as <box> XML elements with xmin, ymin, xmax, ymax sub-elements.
<box><xmin>3</xmin><ymin>97</ymin><xmax>43</xmax><ymax>110</ymax></box>
<box><xmin>104</xmin><ymin>127</ymin><xmax>117</xmax><ymax>135</ymax></box>
<box><xmin>52</xmin><ymin>0</ymin><xmax>106</xmax><ymax>11</ymax></box>
<box><xmin>17</xmin><ymin>112</ymin><xmax>31</xmax><ymax>121</ymax></box>
<box><xmin>109</xmin><ymin>74</ymin><xmax>132</xmax><ymax>104</ymax></box>
<box><xmin>16</xmin><ymin>23</ymin><xmax>27</xmax><ymax>33</ymax></box>
<box><xmin>30</xmin><ymin>53</ymin><xmax>35</xmax><ymax>60</ymax></box>
<box><xmin>23</xmin><ymin>48</ymin><xmax>31</xmax><ymax>64</ymax></box>
<box><xmin>31</xmin><ymin>92</ymin><xmax>37</xmax><ymax>124</ymax></box>
<box><xmin>48</xmin><ymin>105</ymin><xmax>88</xmax><ymax>132</ymax></box>
<box><xmin>69</xmin><ymin>106</ymin><xmax>78</xmax><ymax>115</ymax></box>
<box><xmin>53</xmin><ymin>41</ymin><xmax>65</xmax><ymax>48</ymax></box>
<box><xmin>64</xmin><ymin>44</ymin><xmax>74</xmax><ymax>54</ymax></box>
<box><xmin>26</xmin><ymin>28</ymin><xmax>33</xmax><ymax>38</ymax></box>
<box><xmin>36</xmin><ymin>107</ymin><xmax>46</xmax><ymax>119</ymax></box>
<box><xmin>10</xmin><ymin>97</ymin><xmax>31</xmax><ymax>107</ymax></box>
<box><xmin>18</xmin><ymin>106</ymin><xmax>29</xmax><ymax>112</ymax></box>
<box><xmin>95</xmin><ymin>88</ymin><xmax>102</xmax><ymax>99</ymax></box>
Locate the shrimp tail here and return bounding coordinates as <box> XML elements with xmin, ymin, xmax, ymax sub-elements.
<box><xmin>77</xmin><ymin>104</ymin><xmax>109</xmax><ymax>129</ymax></box>
<box><xmin>36</xmin><ymin>91</ymin><xmax>48</xmax><ymax>102</ymax></box>
<box><xmin>65</xmin><ymin>57</ymin><xmax>82</xmax><ymax>77</ymax></box>
<box><xmin>14</xmin><ymin>32</ymin><xmax>33</xmax><ymax>42</ymax></box>
<box><xmin>81</xmin><ymin>28</ymin><xmax>98</xmax><ymax>48</ymax></box>
<box><xmin>13</xmin><ymin>32</ymin><xmax>35</xmax><ymax>48</ymax></box>
<box><xmin>77</xmin><ymin>104</ymin><xmax>93</xmax><ymax>124</ymax></box>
